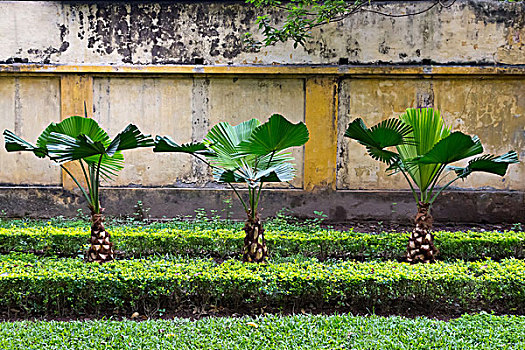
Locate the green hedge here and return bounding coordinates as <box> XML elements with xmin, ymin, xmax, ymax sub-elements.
<box><xmin>1</xmin><ymin>314</ymin><xmax>524</xmax><ymax>349</ymax></box>
<box><xmin>1</xmin><ymin>253</ymin><xmax>524</xmax><ymax>316</ymax></box>
<box><xmin>0</xmin><ymin>226</ymin><xmax>524</xmax><ymax>260</ymax></box>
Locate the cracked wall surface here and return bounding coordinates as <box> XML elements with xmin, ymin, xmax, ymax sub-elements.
<box><xmin>0</xmin><ymin>0</ymin><xmax>523</xmax><ymax>197</ymax></box>
<box><xmin>0</xmin><ymin>0</ymin><xmax>523</xmax><ymax>65</ymax></box>
<box><xmin>336</xmin><ymin>77</ymin><xmax>525</xmax><ymax>191</ymax></box>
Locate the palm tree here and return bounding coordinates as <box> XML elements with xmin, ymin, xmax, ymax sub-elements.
<box><xmin>344</xmin><ymin>108</ymin><xmax>519</xmax><ymax>263</ymax></box>
<box><xmin>154</xmin><ymin>114</ymin><xmax>309</xmax><ymax>262</ymax></box>
<box><xmin>4</xmin><ymin>114</ymin><xmax>153</xmax><ymax>263</ymax></box>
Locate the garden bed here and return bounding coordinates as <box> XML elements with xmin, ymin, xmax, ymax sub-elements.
<box><xmin>0</xmin><ymin>226</ymin><xmax>523</xmax><ymax>261</ymax></box>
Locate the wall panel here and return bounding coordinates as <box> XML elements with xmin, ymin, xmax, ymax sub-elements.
<box><xmin>0</xmin><ymin>77</ymin><xmax>61</xmax><ymax>185</ymax></box>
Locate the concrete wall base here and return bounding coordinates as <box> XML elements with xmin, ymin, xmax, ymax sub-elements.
<box><xmin>0</xmin><ymin>187</ymin><xmax>522</xmax><ymax>224</ymax></box>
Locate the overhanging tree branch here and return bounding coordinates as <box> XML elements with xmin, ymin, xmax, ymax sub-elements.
<box><xmin>245</xmin><ymin>0</ymin><xmax>457</xmax><ymax>48</ymax></box>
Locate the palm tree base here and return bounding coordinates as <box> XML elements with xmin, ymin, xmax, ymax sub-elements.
<box><xmin>406</xmin><ymin>202</ymin><xmax>438</xmax><ymax>263</ymax></box>
<box><xmin>87</xmin><ymin>210</ymin><xmax>114</xmax><ymax>263</ymax></box>
<box><xmin>242</xmin><ymin>214</ymin><xmax>268</xmax><ymax>263</ymax></box>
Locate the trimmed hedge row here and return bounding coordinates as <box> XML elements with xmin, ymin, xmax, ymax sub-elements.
<box><xmin>1</xmin><ymin>254</ymin><xmax>524</xmax><ymax>316</ymax></box>
<box><xmin>1</xmin><ymin>314</ymin><xmax>524</xmax><ymax>349</ymax></box>
<box><xmin>0</xmin><ymin>226</ymin><xmax>524</xmax><ymax>260</ymax></box>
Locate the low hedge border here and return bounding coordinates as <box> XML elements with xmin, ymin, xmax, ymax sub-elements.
<box><xmin>1</xmin><ymin>254</ymin><xmax>524</xmax><ymax>316</ymax></box>
<box><xmin>0</xmin><ymin>226</ymin><xmax>523</xmax><ymax>260</ymax></box>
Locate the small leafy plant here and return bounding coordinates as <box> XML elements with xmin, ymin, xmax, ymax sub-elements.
<box><xmin>154</xmin><ymin>114</ymin><xmax>309</xmax><ymax>262</ymax></box>
<box><xmin>3</xmin><ymin>113</ymin><xmax>153</xmax><ymax>262</ymax></box>
<box><xmin>344</xmin><ymin>108</ymin><xmax>519</xmax><ymax>263</ymax></box>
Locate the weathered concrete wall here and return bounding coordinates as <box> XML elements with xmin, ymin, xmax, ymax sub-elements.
<box><xmin>337</xmin><ymin>77</ymin><xmax>525</xmax><ymax>190</ymax></box>
<box><xmin>0</xmin><ymin>0</ymin><xmax>523</xmax><ymax>222</ymax></box>
<box><xmin>0</xmin><ymin>187</ymin><xmax>522</xmax><ymax>224</ymax></box>
<box><xmin>0</xmin><ymin>77</ymin><xmax>61</xmax><ymax>185</ymax></box>
<box><xmin>0</xmin><ymin>1</ymin><xmax>523</xmax><ymax>65</ymax></box>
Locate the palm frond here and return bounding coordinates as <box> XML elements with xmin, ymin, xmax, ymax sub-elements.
<box><xmin>236</xmin><ymin>114</ymin><xmax>309</xmax><ymax>156</ymax></box>
<box><xmin>153</xmin><ymin>136</ymin><xmax>215</xmax><ymax>156</ymax></box>
<box><xmin>344</xmin><ymin>117</ymin><xmax>413</xmax><ymax>164</ymax></box>
<box><xmin>107</xmin><ymin>124</ymin><xmax>154</xmax><ymax>155</ymax></box>
<box><xmin>448</xmin><ymin>151</ymin><xmax>519</xmax><ymax>178</ymax></box>
<box><xmin>397</xmin><ymin>108</ymin><xmax>451</xmax><ymax>192</ymax></box>
<box><xmin>37</xmin><ymin>116</ymin><xmax>111</xmax><ymax>151</ymax></box>
<box><xmin>3</xmin><ymin>130</ymin><xmax>47</xmax><ymax>158</ymax></box>
<box><xmin>413</xmin><ymin>132</ymin><xmax>483</xmax><ymax>165</ymax></box>
<box><xmin>46</xmin><ymin>133</ymin><xmax>106</xmax><ymax>163</ymax></box>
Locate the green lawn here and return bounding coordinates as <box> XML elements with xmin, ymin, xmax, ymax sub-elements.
<box><xmin>1</xmin><ymin>313</ymin><xmax>524</xmax><ymax>349</ymax></box>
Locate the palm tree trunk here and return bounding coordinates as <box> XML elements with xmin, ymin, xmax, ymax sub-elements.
<box><xmin>242</xmin><ymin>213</ymin><xmax>268</xmax><ymax>263</ymax></box>
<box><xmin>87</xmin><ymin>208</ymin><xmax>114</xmax><ymax>263</ymax></box>
<box><xmin>406</xmin><ymin>202</ymin><xmax>438</xmax><ymax>263</ymax></box>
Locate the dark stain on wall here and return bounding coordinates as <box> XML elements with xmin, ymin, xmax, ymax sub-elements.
<box><xmin>72</xmin><ymin>3</ymin><xmax>257</xmax><ymax>64</ymax></box>
<box><xmin>470</xmin><ymin>0</ymin><xmax>525</xmax><ymax>25</ymax></box>
<box><xmin>3</xmin><ymin>1</ymin><xmax>524</xmax><ymax>65</ymax></box>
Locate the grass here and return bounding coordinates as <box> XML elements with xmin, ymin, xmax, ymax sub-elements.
<box><xmin>1</xmin><ymin>313</ymin><xmax>524</xmax><ymax>349</ymax></box>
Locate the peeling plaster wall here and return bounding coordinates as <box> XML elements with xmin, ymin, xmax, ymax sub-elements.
<box><xmin>0</xmin><ymin>1</ymin><xmax>524</xmax><ymax>221</ymax></box>
<box><xmin>0</xmin><ymin>1</ymin><xmax>523</xmax><ymax>65</ymax></box>
<box><xmin>337</xmin><ymin>77</ymin><xmax>525</xmax><ymax>191</ymax></box>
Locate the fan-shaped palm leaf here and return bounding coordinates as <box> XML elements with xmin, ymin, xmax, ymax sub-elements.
<box><xmin>412</xmin><ymin>132</ymin><xmax>483</xmax><ymax>165</ymax></box>
<box><xmin>397</xmin><ymin>108</ymin><xmax>451</xmax><ymax>192</ymax></box>
<box><xmin>153</xmin><ymin>136</ymin><xmax>215</xmax><ymax>156</ymax></box>
<box><xmin>36</xmin><ymin>116</ymin><xmax>111</xmax><ymax>151</ymax></box>
<box><xmin>3</xmin><ymin>130</ymin><xmax>47</xmax><ymax>158</ymax></box>
<box><xmin>47</xmin><ymin>133</ymin><xmax>107</xmax><ymax>162</ymax></box>
<box><xmin>154</xmin><ymin>115</ymin><xmax>307</xmax><ymax>221</ymax></box>
<box><xmin>448</xmin><ymin>151</ymin><xmax>519</xmax><ymax>178</ymax></box>
<box><xmin>206</xmin><ymin>119</ymin><xmax>261</xmax><ymax>169</ymax></box>
<box><xmin>213</xmin><ymin>161</ymin><xmax>295</xmax><ymax>187</ymax></box>
<box><xmin>236</xmin><ymin>114</ymin><xmax>309</xmax><ymax>156</ymax></box>
<box><xmin>344</xmin><ymin>117</ymin><xmax>413</xmax><ymax>164</ymax></box>
<box><xmin>107</xmin><ymin>124</ymin><xmax>154</xmax><ymax>155</ymax></box>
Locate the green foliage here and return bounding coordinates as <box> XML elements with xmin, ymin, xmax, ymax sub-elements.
<box><xmin>3</xmin><ymin>116</ymin><xmax>153</xmax><ymax>214</ymax></box>
<box><xmin>345</xmin><ymin>108</ymin><xmax>519</xmax><ymax>205</ymax></box>
<box><xmin>0</xmin><ymin>225</ymin><xmax>523</xmax><ymax>261</ymax></box>
<box><xmin>245</xmin><ymin>0</ymin><xmax>457</xmax><ymax>48</ymax></box>
<box><xmin>448</xmin><ymin>151</ymin><xmax>519</xmax><ymax>178</ymax></box>
<box><xmin>0</xmin><ymin>253</ymin><xmax>525</xmax><ymax>316</ymax></box>
<box><xmin>155</xmin><ymin>114</ymin><xmax>309</xmax><ymax>218</ymax></box>
<box><xmin>1</xmin><ymin>314</ymin><xmax>525</xmax><ymax>349</ymax></box>
<box><xmin>344</xmin><ymin>117</ymin><xmax>413</xmax><ymax>164</ymax></box>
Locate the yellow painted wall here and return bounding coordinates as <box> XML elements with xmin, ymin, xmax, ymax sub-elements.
<box><xmin>0</xmin><ymin>77</ymin><xmax>61</xmax><ymax>185</ymax></box>
<box><xmin>93</xmin><ymin>77</ymin><xmax>194</xmax><ymax>187</ymax></box>
<box><xmin>337</xmin><ymin>77</ymin><xmax>525</xmax><ymax>190</ymax></box>
<box><xmin>0</xmin><ymin>70</ymin><xmax>523</xmax><ymax>192</ymax></box>
<box><xmin>208</xmin><ymin>78</ymin><xmax>305</xmax><ymax>188</ymax></box>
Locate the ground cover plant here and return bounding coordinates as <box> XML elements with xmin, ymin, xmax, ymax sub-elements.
<box><xmin>3</xmin><ymin>114</ymin><xmax>153</xmax><ymax>263</ymax></box>
<box><xmin>0</xmin><ymin>225</ymin><xmax>523</xmax><ymax>261</ymax></box>
<box><xmin>154</xmin><ymin>114</ymin><xmax>309</xmax><ymax>262</ymax></box>
<box><xmin>1</xmin><ymin>253</ymin><xmax>525</xmax><ymax>317</ymax></box>
<box><xmin>344</xmin><ymin>108</ymin><xmax>519</xmax><ymax>263</ymax></box>
<box><xmin>1</xmin><ymin>313</ymin><xmax>524</xmax><ymax>349</ymax></box>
